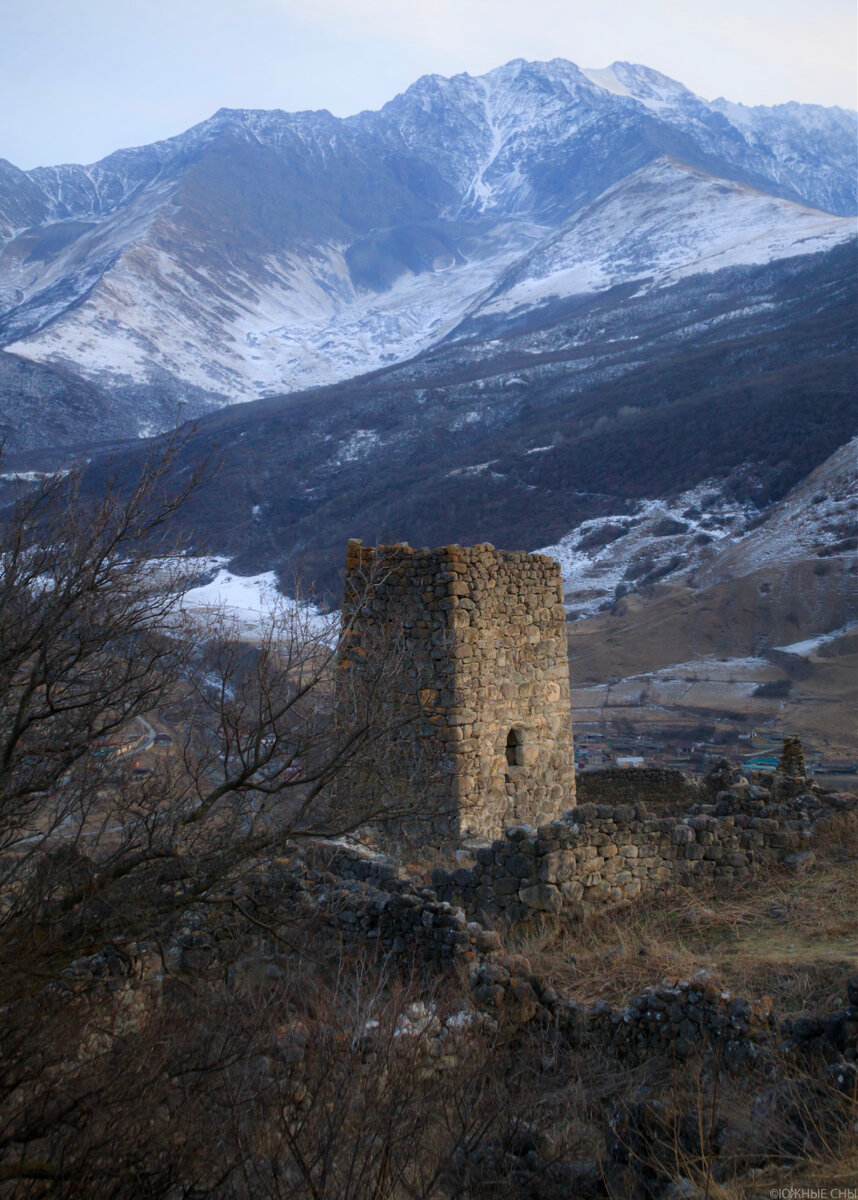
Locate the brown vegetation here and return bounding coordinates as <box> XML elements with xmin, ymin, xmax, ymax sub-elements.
<box><xmin>0</xmin><ymin>451</ymin><xmax>854</xmax><ymax>1197</ymax></box>
<box><xmin>508</xmin><ymin>848</ymin><xmax>858</xmax><ymax>1015</ymax></box>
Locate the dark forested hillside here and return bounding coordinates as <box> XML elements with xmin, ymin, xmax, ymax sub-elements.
<box><xmin>81</xmin><ymin>241</ymin><xmax>857</xmax><ymax>599</ymax></box>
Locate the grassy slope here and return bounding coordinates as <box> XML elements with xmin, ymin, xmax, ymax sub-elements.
<box><xmin>512</xmin><ymin>813</ymin><xmax>858</xmax><ymax>1015</ymax></box>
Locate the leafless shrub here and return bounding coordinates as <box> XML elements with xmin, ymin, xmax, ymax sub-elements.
<box><xmin>0</xmin><ymin>445</ymin><xmax>465</xmax><ymax>1192</ymax></box>
<box><xmin>0</xmin><ymin>446</ymin><xmax>450</xmax><ymax>1005</ymax></box>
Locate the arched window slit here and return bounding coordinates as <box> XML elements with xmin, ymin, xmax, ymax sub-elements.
<box><xmin>506</xmin><ymin>727</ymin><xmax>523</xmax><ymax>769</ymax></box>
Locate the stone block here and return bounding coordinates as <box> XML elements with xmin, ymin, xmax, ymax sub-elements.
<box><xmin>505</xmin><ymin>825</ymin><xmax>537</xmax><ymax>842</ymax></box>
<box><xmin>447</xmin><ymin>709</ymin><xmax>477</xmax><ymax>726</ymax></box>
<box><xmin>504</xmin><ymin>980</ymin><xmax>539</xmax><ymax>1024</ymax></box>
<box><xmin>451</xmin><ymin>868</ymin><xmax>474</xmax><ymax>887</ymax></box>
<box><xmin>783</xmin><ymin>850</ymin><xmax>815</xmax><ymax>873</ymax></box>
<box><xmin>537</xmin><ymin>849</ymin><xmax>576</xmax><ymax>883</ymax></box>
<box><xmin>519</xmin><ymin>883</ymin><xmax>563</xmax><ymax>912</ymax></box>
<box><xmin>505</xmin><ymin>854</ymin><xmax>535</xmax><ymax>878</ymax></box>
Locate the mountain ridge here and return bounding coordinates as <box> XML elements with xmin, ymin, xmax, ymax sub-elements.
<box><xmin>0</xmin><ymin>59</ymin><xmax>852</xmax><ymax>713</ymax></box>
<box><xmin>63</xmin><ymin>236</ymin><xmax>854</xmax><ymax>603</ymax></box>
<box><xmin>0</xmin><ymin>56</ymin><xmax>855</xmax><ymax>447</ymax></box>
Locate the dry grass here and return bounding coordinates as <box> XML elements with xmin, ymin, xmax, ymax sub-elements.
<box><xmin>619</xmin><ymin>1075</ymin><xmax>858</xmax><ymax>1200</ymax></box>
<box><xmin>508</xmin><ymin>828</ymin><xmax>858</xmax><ymax>1013</ymax></box>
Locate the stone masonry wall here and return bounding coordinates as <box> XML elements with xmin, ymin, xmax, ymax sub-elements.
<box><xmin>337</xmin><ymin>540</ymin><xmax>575</xmax><ymax>842</ymax></box>
<box><xmin>431</xmin><ymin>793</ymin><xmax>858</xmax><ymax>924</ymax></box>
<box><xmin>286</xmin><ymin>839</ymin><xmax>856</xmax><ymax>1068</ymax></box>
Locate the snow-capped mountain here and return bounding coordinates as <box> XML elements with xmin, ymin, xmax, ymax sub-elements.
<box><xmin>2</xmin><ymin>58</ymin><xmax>849</xmax><ymax>741</ymax></box>
<box><xmin>0</xmin><ymin>58</ymin><xmax>855</xmax><ymax>449</ymax></box>
<box><xmin>458</xmin><ymin>157</ymin><xmax>852</xmax><ymax>326</ymax></box>
<box><xmin>65</xmin><ymin>227</ymin><xmax>853</xmax><ymax>608</ymax></box>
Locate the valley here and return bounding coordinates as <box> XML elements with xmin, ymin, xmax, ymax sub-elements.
<box><xmin>0</xmin><ymin>56</ymin><xmax>854</xmax><ymax>763</ymax></box>
<box><xmin>0</xmin><ymin>48</ymin><xmax>856</xmax><ymax>1198</ymax></box>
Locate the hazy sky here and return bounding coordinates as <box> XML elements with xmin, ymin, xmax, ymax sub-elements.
<box><xmin>3</xmin><ymin>0</ymin><xmax>856</xmax><ymax>169</ymax></box>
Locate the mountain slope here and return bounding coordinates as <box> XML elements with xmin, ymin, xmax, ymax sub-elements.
<box><xmin>0</xmin><ymin>58</ymin><xmax>855</xmax><ymax>447</ymax></box>
<box><xmin>72</xmin><ymin>239</ymin><xmax>855</xmax><ymax>602</ymax></box>
<box><xmin>458</xmin><ymin>159</ymin><xmax>852</xmax><ymax>325</ymax></box>
<box><xmin>5</xmin><ymin>154</ymin><xmax>850</xmax><ymax>430</ymax></box>
<box><xmin>564</xmin><ymin>439</ymin><xmax>858</xmax><ymax>754</ymax></box>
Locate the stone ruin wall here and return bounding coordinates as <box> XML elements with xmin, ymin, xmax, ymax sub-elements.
<box><xmin>430</xmin><ymin>790</ymin><xmax>858</xmax><ymax>924</ymax></box>
<box><xmin>295</xmin><ymin>789</ymin><xmax>857</xmax><ymax>1063</ymax></box>
<box><xmin>299</xmin><ymin>842</ymin><xmax>779</xmax><ymax>1065</ymax></box>
<box><xmin>339</xmin><ymin>540</ymin><xmax>576</xmax><ymax>842</ymax></box>
<box><xmin>308</xmin><ymin>789</ymin><xmax>857</xmax><ymax>968</ymax></box>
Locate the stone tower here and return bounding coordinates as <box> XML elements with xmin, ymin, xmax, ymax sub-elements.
<box><xmin>337</xmin><ymin>540</ymin><xmax>576</xmax><ymax>843</ymax></box>
<box><xmin>771</xmin><ymin>736</ymin><xmax>809</xmax><ymax>800</ymax></box>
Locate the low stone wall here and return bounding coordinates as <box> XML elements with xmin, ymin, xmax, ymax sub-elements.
<box><xmin>697</xmin><ymin>788</ymin><xmax>855</xmax><ymax>822</ymax></box>
<box><xmin>289</xmin><ymin>845</ymin><xmax>498</xmax><ymax>968</ymax></box>
<box><xmin>430</xmin><ymin>794</ymin><xmax>857</xmax><ymax>924</ymax></box>
<box><xmin>576</xmin><ymin>767</ymin><xmax>700</xmax><ymax>810</ymax></box>
<box><xmin>247</xmin><ymin>846</ymin><xmax>856</xmax><ymax>1069</ymax></box>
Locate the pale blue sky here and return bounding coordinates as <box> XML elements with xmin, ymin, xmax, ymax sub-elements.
<box><xmin>3</xmin><ymin>0</ymin><xmax>855</xmax><ymax>169</ymax></box>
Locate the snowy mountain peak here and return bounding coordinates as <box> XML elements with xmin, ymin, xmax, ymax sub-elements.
<box><xmin>583</xmin><ymin>61</ymin><xmax>695</xmax><ymax>105</ymax></box>
<box><xmin>0</xmin><ymin>57</ymin><xmax>855</xmax><ymax>445</ymax></box>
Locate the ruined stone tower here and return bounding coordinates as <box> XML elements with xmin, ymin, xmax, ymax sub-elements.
<box><xmin>336</xmin><ymin>540</ymin><xmax>576</xmax><ymax>843</ymax></box>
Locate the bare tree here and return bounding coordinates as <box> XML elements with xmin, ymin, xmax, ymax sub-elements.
<box><xmin>0</xmin><ymin>445</ymin><xmax>450</xmax><ymax>1004</ymax></box>
<box><xmin>0</xmin><ymin>443</ymin><xmax>468</xmax><ymax>1192</ymax></box>
<box><xmin>0</xmin><ymin>943</ymin><xmax>576</xmax><ymax>1199</ymax></box>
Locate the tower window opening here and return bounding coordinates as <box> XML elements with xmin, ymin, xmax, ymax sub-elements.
<box><xmin>506</xmin><ymin>727</ymin><xmax>523</xmax><ymax>769</ymax></box>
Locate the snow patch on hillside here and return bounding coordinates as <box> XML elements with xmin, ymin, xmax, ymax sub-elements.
<box><xmin>696</xmin><ymin>438</ymin><xmax>858</xmax><ymax>586</ymax></box>
<box><xmin>776</xmin><ymin>622</ymin><xmax>858</xmax><ymax>656</ymax></box>
<box><xmin>537</xmin><ymin>483</ymin><xmax>755</xmax><ymax>619</ymax></box>
<box><xmin>181</xmin><ymin>562</ymin><xmax>331</xmax><ymax>639</ymax></box>
<box><xmin>581</xmin><ymin>67</ymin><xmax>633</xmax><ymax>98</ymax></box>
<box><xmin>542</xmin><ymin>439</ymin><xmax>858</xmax><ymax>623</ymax></box>
<box><xmin>477</xmin><ymin>160</ymin><xmax>854</xmax><ymax>319</ymax></box>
